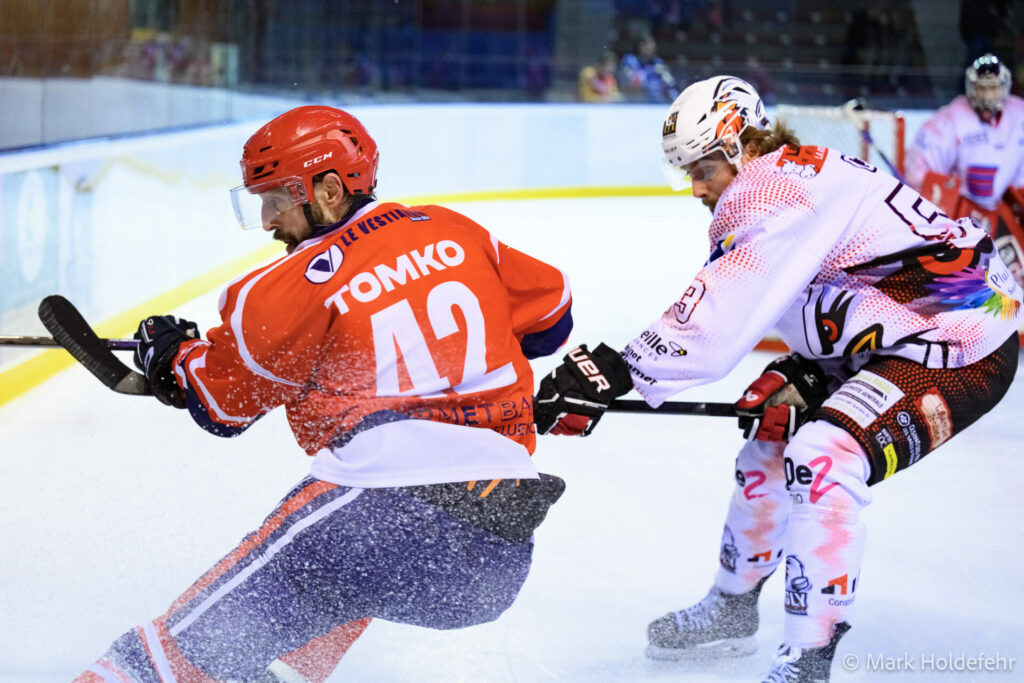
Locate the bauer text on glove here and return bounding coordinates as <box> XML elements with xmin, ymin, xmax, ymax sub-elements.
<box><xmin>534</xmin><ymin>343</ymin><xmax>632</xmax><ymax>436</ymax></box>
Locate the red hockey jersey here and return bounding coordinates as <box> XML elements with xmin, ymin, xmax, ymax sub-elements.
<box><xmin>173</xmin><ymin>200</ymin><xmax>571</xmax><ymax>487</ymax></box>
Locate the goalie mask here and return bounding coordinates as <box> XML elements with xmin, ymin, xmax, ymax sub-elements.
<box><xmin>230</xmin><ymin>105</ymin><xmax>379</xmax><ymax>230</ymax></box>
<box><xmin>661</xmin><ymin>75</ymin><xmax>770</xmax><ymax>190</ymax></box>
<box><xmin>965</xmin><ymin>53</ymin><xmax>1011</xmax><ymax>118</ymax></box>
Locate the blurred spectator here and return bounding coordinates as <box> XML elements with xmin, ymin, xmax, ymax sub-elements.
<box><xmin>523</xmin><ymin>42</ymin><xmax>553</xmax><ymax>100</ymax></box>
<box><xmin>108</xmin><ymin>32</ymin><xmax>215</xmax><ymax>86</ymax></box>
<box><xmin>1016</xmin><ymin>33</ymin><xmax>1024</xmax><ymax>96</ymax></box>
<box><xmin>841</xmin><ymin>7</ymin><xmax>924</xmax><ymax>98</ymax></box>
<box><xmin>960</xmin><ymin>0</ymin><xmax>1013</xmax><ymax>66</ymax></box>
<box><xmin>648</xmin><ymin>0</ymin><xmax>689</xmax><ymax>37</ymax></box>
<box><xmin>619</xmin><ymin>35</ymin><xmax>679</xmax><ymax>103</ymax></box>
<box><xmin>744</xmin><ymin>56</ymin><xmax>776</xmax><ymax>106</ymax></box>
<box><xmin>578</xmin><ymin>50</ymin><xmax>623</xmax><ymax>102</ymax></box>
<box><xmin>707</xmin><ymin>0</ymin><xmax>724</xmax><ymax>30</ymax></box>
<box><xmin>319</xmin><ymin>40</ymin><xmax>375</xmax><ymax>93</ymax></box>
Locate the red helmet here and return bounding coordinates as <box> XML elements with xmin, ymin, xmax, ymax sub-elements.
<box><xmin>230</xmin><ymin>106</ymin><xmax>379</xmax><ymax>230</ymax></box>
<box><xmin>241</xmin><ymin>105</ymin><xmax>379</xmax><ymax>200</ymax></box>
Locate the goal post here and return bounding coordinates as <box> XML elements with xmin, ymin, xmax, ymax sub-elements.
<box><xmin>774</xmin><ymin>104</ymin><xmax>906</xmax><ymax>177</ymax></box>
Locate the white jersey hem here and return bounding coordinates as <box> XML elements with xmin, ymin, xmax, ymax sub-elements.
<box><xmin>309</xmin><ymin>419</ymin><xmax>539</xmax><ymax>488</ymax></box>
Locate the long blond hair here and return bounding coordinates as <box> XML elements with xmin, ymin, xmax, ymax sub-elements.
<box><xmin>740</xmin><ymin>119</ymin><xmax>801</xmax><ymax>156</ymax></box>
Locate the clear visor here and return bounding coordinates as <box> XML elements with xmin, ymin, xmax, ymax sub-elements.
<box><xmin>662</xmin><ymin>154</ymin><xmax>732</xmax><ymax>192</ymax></box>
<box><xmin>229</xmin><ymin>176</ymin><xmax>308</xmax><ymax>230</ymax></box>
<box><xmin>661</xmin><ymin>158</ymin><xmax>692</xmax><ymax>192</ymax></box>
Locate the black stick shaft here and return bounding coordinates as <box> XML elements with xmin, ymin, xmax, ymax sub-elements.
<box><xmin>0</xmin><ymin>335</ymin><xmax>138</xmax><ymax>350</ymax></box>
<box><xmin>608</xmin><ymin>398</ymin><xmax>737</xmax><ymax>417</ymax></box>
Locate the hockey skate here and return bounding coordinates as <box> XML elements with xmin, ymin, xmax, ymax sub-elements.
<box><xmin>760</xmin><ymin>622</ymin><xmax>851</xmax><ymax>682</ymax></box>
<box><xmin>645</xmin><ymin>577</ymin><xmax>767</xmax><ymax>661</ymax></box>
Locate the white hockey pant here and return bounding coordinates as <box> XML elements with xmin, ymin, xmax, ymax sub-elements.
<box><xmin>714</xmin><ymin>420</ymin><xmax>871</xmax><ymax>647</ymax></box>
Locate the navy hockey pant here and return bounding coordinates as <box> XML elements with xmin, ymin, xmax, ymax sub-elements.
<box><xmin>80</xmin><ymin>478</ymin><xmax>533</xmax><ymax>681</ymax></box>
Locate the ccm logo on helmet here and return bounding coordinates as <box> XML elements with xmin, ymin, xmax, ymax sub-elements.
<box><xmin>303</xmin><ymin>152</ymin><xmax>334</xmax><ymax>168</ymax></box>
<box><xmin>568</xmin><ymin>347</ymin><xmax>611</xmax><ymax>393</ymax></box>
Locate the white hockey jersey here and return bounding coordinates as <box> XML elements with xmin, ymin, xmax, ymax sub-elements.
<box><xmin>906</xmin><ymin>94</ymin><xmax>1024</xmax><ymax>210</ymax></box>
<box><xmin>623</xmin><ymin>144</ymin><xmax>1023</xmax><ymax>407</ymax></box>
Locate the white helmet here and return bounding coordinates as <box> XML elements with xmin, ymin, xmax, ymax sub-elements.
<box><xmin>661</xmin><ymin>75</ymin><xmax>770</xmax><ymax>189</ymax></box>
<box><xmin>965</xmin><ymin>53</ymin><xmax>1011</xmax><ymax>116</ymax></box>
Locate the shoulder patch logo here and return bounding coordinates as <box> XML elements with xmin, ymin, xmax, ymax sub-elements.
<box><xmin>305</xmin><ymin>244</ymin><xmax>344</xmax><ymax>284</ymax></box>
<box><xmin>776</xmin><ymin>144</ymin><xmax>828</xmax><ymax>178</ymax></box>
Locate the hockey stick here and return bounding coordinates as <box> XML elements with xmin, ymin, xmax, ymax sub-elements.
<box><xmin>842</xmin><ymin>98</ymin><xmax>907</xmax><ymax>183</ymax></box>
<box><xmin>0</xmin><ymin>335</ymin><xmax>137</xmax><ymax>350</ymax></box>
<box><xmin>608</xmin><ymin>398</ymin><xmax>737</xmax><ymax>417</ymax></box>
<box><xmin>27</xmin><ymin>299</ymin><xmax>741</xmax><ymax>412</ymax></box>
<box><xmin>36</xmin><ymin>295</ymin><xmax>152</xmax><ymax>395</ymax></box>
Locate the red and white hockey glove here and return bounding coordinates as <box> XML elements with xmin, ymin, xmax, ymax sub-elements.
<box><xmin>534</xmin><ymin>343</ymin><xmax>633</xmax><ymax>437</ymax></box>
<box><xmin>735</xmin><ymin>353</ymin><xmax>829</xmax><ymax>442</ymax></box>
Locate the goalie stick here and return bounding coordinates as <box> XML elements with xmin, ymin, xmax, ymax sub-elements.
<box><xmin>608</xmin><ymin>398</ymin><xmax>737</xmax><ymax>417</ymax></box>
<box><xmin>842</xmin><ymin>98</ymin><xmax>906</xmax><ymax>183</ymax></box>
<box><xmin>36</xmin><ymin>295</ymin><xmax>152</xmax><ymax>395</ymax></box>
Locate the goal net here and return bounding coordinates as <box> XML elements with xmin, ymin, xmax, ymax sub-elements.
<box><xmin>774</xmin><ymin>104</ymin><xmax>905</xmax><ymax>177</ymax></box>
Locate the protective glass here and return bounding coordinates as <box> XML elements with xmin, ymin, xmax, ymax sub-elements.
<box><xmin>661</xmin><ymin>158</ymin><xmax>691</xmax><ymax>192</ymax></box>
<box><xmin>229</xmin><ymin>176</ymin><xmax>308</xmax><ymax>230</ymax></box>
<box><xmin>661</xmin><ymin>156</ymin><xmax>728</xmax><ymax>191</ymax></box>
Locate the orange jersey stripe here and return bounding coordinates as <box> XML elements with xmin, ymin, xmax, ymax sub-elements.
<box><xmin>166</xmin><ymin>480</ymin><xmax>338</xmax><ymax>618</ymax></box>
<box><xmin>275</xmin><ymin>618</ymin><xmax>373</xmax><ymax>683</ymax></box>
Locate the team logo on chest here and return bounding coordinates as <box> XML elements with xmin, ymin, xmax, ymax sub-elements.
<box><xmin>305</xmin><ymin>245</ymin><xmax>344</xmax><ymax>284</ymax></box>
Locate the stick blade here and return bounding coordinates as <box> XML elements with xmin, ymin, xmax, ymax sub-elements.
<box><xmin>37</xmin><ymin>295</ymin><xmax>151</xmax><ymax>395</ymax></box>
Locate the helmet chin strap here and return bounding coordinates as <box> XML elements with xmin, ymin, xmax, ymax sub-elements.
<box><xmin>301</xmin><ymin>202</ymin><xmax>318</xmax><ymax>231</ymax></box>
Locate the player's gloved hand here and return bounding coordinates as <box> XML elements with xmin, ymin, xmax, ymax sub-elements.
<box><xmin>534</xmin><ymin>343</ymin><xmax>632</xmax><ymax>436</ymax></box>
<box><xmin>735</xmin><ymin>353</ymin><xmax>828</xmax><ymax>442</ymax></box>
<box><xmin>133</xmin><ymin>315</ymin><xmax>200</xmax><ymax>408</ymax></box>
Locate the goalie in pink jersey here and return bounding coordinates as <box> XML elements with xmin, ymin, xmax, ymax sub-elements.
<box><xmin>535</xmin><ymin>76</ymin><xmax>1021</xmax><ymax>682</ymax></box>
<box><xmin>74</xmin><ymin>105</ymin><xmax>573</xmax><ymax>683</ymax></box>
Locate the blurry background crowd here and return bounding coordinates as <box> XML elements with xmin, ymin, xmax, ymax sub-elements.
<box><xmin>1</xmin><ymin>0</ymin><xmax>1022</xmax><ymax>148</ymax></box>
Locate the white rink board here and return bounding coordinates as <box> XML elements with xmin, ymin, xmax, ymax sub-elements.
<box><xmin>0</xmin><ymin>100</ymin><xmax>929</xmax><ymax>375</ymax></box>
<box><xmin>0</xmin><ymin>102</ymin><xmax>669</xmax><ymax>374</ymax></box>
<box><xmin>1</xmin><ymin>195</ymin><xmax>1022</xmax><ymax>682</ymax></box>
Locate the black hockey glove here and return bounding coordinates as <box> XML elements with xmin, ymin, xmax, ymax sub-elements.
<box><xmin>133</xmin><ymin>315</ymin><xmax>200</xmax><ymax>409</ymax></box>
<box><xmin>734</xmin><ymin>353</ymin><xmax>829</xmax><ymax>442</ymax></box>
<box><xmin>534</xmin><ymin>343</ymin><xmax>632</xmax><ymax>437</ymax></box>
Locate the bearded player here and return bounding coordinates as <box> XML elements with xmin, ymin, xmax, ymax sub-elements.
<box><xmin>535</xmin><ymin>76</ymin><xmax>1021</xmax><ymax>682</ymax></box>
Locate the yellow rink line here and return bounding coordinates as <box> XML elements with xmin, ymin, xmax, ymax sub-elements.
<box><xmin>0</xmin><ymin>186</ymin><xmax>687</xmax><ymax>407</ymax></box>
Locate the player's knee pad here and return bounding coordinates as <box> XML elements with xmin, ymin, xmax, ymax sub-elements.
<box><xmin>783</xmin><ymin>420</ymin><xmax>872</xmax><ymax>513</ymax></box>
<box><xmin>732</xmin><ymin>436</ymin><xmax>789</xmax><ymax>506</ymax></box>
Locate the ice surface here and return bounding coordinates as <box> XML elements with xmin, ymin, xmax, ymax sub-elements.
<box><xmin>1</xmin><ymin>196</ymin><xmax>1022</xmax><ymax>682</ymax></box>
